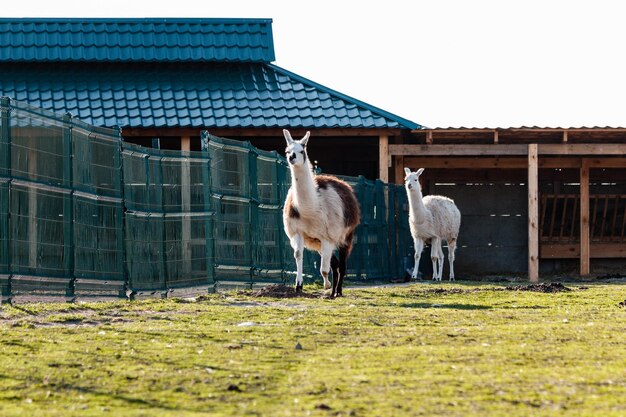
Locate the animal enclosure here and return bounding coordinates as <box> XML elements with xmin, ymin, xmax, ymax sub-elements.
<box><xmin>390</xmin><ymin>127</ymin><xmax>626</xmax><ymax>279</ymax></box>
<box><xmin>0</xmin><ymin>99</ymin><xmax>413</xmax><ymax>302</ymax></box>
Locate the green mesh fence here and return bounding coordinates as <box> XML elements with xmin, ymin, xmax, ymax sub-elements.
<box><xmin>0</xmin><ymin>98</ymin><xmax>413</xmax><ymax>301</ymax></box>
<box><xmin>122</xmin><ymin>143</ymin><xmax>214</xmax><ymax>297</ymax></box>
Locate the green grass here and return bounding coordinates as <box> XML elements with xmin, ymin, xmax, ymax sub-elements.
<box><xmin>1</xmin><ymin>282</ymin><xmax>626</xmax><ymax>416</ymax></box>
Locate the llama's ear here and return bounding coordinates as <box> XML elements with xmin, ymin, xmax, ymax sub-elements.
<box><xmin>301</xmin><ymin>131</ymin><xmax>310</xmax><ymax>146</ymax></box>
<box><xmin>283</xmin><ymin>129</ymin><xmax>294</xmax><ymax>145</ymax></box>
<box><xmin>404</xmin><ymin>167</ymin><xmax>411</xmax><ymax>177</ymax></box>
<box><xmin>416</xmin><ymin>168</ymin><xmax>425</xmax><ymax>177</ymax></box>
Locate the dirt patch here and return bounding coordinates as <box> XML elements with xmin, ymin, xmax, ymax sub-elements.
<box><xmin>597</xmin><ymin>273</ymin><xmax>626</xmax><ymax>280</ymax></box>
<box><xmin>241</xmin><ymin>284</ymin><xmax>322</xmax><ymax>299</ymax></box>
<box><xmin>505</xmin><ymin>282</ymin><xmax>571</xmax><ymax>293</ymax></box>
<box><xmin>411</xmin><ymin>288</ymin><xmax>485</xmax><ymax>296</ymax></box>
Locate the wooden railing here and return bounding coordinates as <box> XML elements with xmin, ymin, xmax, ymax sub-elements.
<box><xmin>540</xmin><ymin>194</ymin><xmax>626</xmax><ymax>258</ymax></box>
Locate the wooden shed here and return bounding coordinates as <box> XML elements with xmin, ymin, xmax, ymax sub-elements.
<box><xmin>386</xmin><ymin>127</ymin><xmax>626</xmax><ymax>280</ymax></box>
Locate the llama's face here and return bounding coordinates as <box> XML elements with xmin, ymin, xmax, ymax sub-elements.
<box><xmin>283</xmin><ymin>129</ymin><xmax>310</xmax><ymax>167</ymax></box>
<box><xmin>285</xmin><ymin>141</ymin><xmax>308</xmax><ymax>166</ymax></box>
<box><xmin>404</xmin><ymin>168</ymin><xmax>424</xmax><ymax>192</ymax></box>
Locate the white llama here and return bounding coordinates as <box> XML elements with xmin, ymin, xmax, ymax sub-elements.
<box><xmin>404</xmin><ymin>167</ymin><xmax>461</xmax><ymax>281</ymax></box>
<box><xmin>282</xmin><ymin>129</ymin><xmax>361</xmax><ymax>297</ymax></box>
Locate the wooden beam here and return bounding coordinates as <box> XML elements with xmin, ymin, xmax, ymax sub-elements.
<box><xmin>528</xmin><ymin>144</ymin><xmax>539</xmax><ymax>282</ymax></box>
<box><xmin>379</xmin><ymin>135</ymin><xmax>389</xmax><ymax>182</ymax></box>
<box><xmin>389</xmin><ymin>144</ymin><xmax>529</xmax><ymax>156</ymax></box>
<box><xmin>580</xmin><ymin>159</ymin><xmax>590</xmax><ymax>276</ymax></box>
<box><xmin>539</xmin><ymin>144</ymin><xmax>626</xmax><ymax>155</ymax></box>
<box><xmin>541</xmin><ymin>243</ymin><xmax>626</xmax><ymax>259</ymax></box>
<box><xmin>586</xmin><ymin>158</ymin><xmax>626</xmax><ymax>168</ymax></box>
<box><xmin>400</xmin><ymin>156</ymin><xmax>626</xmax><ymax>169</ymax></box>
<box><xmin>562</xmin><ymin>131</ymin><xmax>568</xmax><ymax>143</ymax></box>
<box><xmin>426</xmin><ymin>131</ymin><xmax>433</xmax><ymax>144</ymax></box>
<box><xmin>493</xmin><ymin>130</ymin><xmax>499</xmax><ymax>144</ymax></box>
<box><xmin>403</xmin><ymin>157</ymin><xmax>527</xmax><ymax>169</ymax></box>
<box><xmin>390</xmin><ymin>143</ymin><xmax>626</xmax><ymax>157</ymax></box>
<box><xmin>413</xmin><ymin>127</ymin><xmax>626</xmax><ymax>134</ymax></box>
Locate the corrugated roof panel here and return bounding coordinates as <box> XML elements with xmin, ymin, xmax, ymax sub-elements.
<box><xmin>0</xmin><ymin>18</ymin><xmax>275</xmax><ymax>63</ymax></box>
<box><xmin>0</xmin><ymin>61</ymin><xmax>420</xmax><ymax>129</ymax></box>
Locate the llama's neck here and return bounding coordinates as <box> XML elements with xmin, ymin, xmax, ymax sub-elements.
<box><xmin>290</xmin><ymin>162</ymin><xmax>318</xmax><ymax>209</ymax></box>
<box><xmin>408</xmin><ymin>188</ymin><xmax>430</xmax><ymax>222</ymax></box>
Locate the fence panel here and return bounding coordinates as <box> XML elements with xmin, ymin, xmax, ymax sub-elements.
<box><xmin>208</xmin><ymin>134</ymin><xmax>256</xmax><ymax>286</ymax></box>
<box><xmin>122</xmin><ymin>144</ymin><xmax>214</xmax><ymax>296</ymax></box>
<box><xmin>253</xmin><ymin>149</ymin><xmax>288</xmax><ymax>283</ymax></box>
<box><xmin>73</xmin><ymin>191</ymin><xmax>126</xmax><ymax>298</ymax></box>
<box><xmin>9</xmin><ymin>181</ymin><xmax>73</xmax><ymax>300</ymax></box>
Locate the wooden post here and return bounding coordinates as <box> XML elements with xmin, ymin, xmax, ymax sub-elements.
<box><xmin>379</xmin><ymin>135</ymin><xmax>389</xmax><ymax>182</ymax></box>
<box><xmin>394</xmin><ymin>156</ymin><xmax>405</xmax><ymax>185</ymax></box>
<box><xmin>528</xmin><ymin>144</ymin><xmax>539</xmax><ymax>282</ymax></box>
<box><xmin>580</xmin><ymin>159</ymin><xmax>590</xmax><ymax>276</ymax></box>
<box><xmin>181</xmin><ymin>136</ymin><xmax>191</xmax><ymax>276</ymax></box>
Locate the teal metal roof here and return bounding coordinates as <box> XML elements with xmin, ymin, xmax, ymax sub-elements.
<box><xmin>0</xmin><ymin>18</ymin><xmax>421</xmax><ymax>130</ymax></box>
<box><xmin>0</xmin><ymin>62</ymin><xmax>420</xmax><ymax>129</ymax></box>
<box><xmin>0</xmin><ymin>18</ymin><xmax>275</xmax><ymax>62</ymax></box>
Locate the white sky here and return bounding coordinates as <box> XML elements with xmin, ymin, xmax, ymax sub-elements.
<box><xmin>5</xmin><ymin>0</ymin><xmax>626</xmax><ymax>128</ymax></box>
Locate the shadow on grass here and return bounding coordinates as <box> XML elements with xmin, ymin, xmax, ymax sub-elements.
<box><xmin>0</xmin><ymin>372</ymin><xmax>209</xmax><ymax>413</ymax></box>
<box><xmin>397</xmin><ymin>303</ymin><xmax>492</xmax><ymax>310</ymax></box>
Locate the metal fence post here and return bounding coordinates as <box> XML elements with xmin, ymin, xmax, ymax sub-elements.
<box><xmin>248</xmin><ymin>142</ymin><xmax>259</xmax><ymax>282</ymax></box>
<box><xmin>1</xmin><ymin>97</ymin><xmax>12</xmax><ymax>301</ymax></box>
<box><xmin>62</xmin><ymin>113</ymin><xmax>75</xmax><ymax>299</ymax></box>
<box><xmin>356</xmin><ymin>176</ymin><xmax>367</xmax><ymax>280</ymax></box>
<box><xmin>151</xmin><ymin>140</ymin><xmax>167</xmax><ymax>293</ymax></box>
<box><xmin>115</xmin><ymin>127</ymin><xmax>128</xmax><ymax>298</ymax></box>
<box><xmin>387</xmin><ymin>185</ymin><xmax>399</xmax><ymax>278</ymax></box>
<box><xmin>201</xmin><ymin>131</ymin><xmax>215</xmax><ymax>292</ymax></box>
<box><xmin>0</xmin><ymin>97</ymin><xmax>10</xmax><ymax>177</ymax></box>
<box><xmin>375</xmin><ymin>179</ymin><xmax>390</xmax><ymax>279</ymax></box>
<box><xmin>274</xmin><ymin>151</ymin><xmax>287</xmax><ymax>282</ymax></box>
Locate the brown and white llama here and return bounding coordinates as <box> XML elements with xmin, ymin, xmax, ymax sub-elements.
<box><xmin>282</xmin><ymin>129</ymin><xmax>360</xmax><ymax>297</ymax></box>
<box><xmin>404</xmin><ymin>167</ymin><xmax>461</xmax><ymax>281</ymax></box>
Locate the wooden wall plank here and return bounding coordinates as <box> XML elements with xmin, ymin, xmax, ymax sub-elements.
<box><xmin>394</xmin><ymin>156</ymin><xmax>405</xmax><ymax>185</ymax></box>
<box><xmin>541</xmin><ymin>243</ymin><xmax>626</xmax><ymax>259</ymax></box>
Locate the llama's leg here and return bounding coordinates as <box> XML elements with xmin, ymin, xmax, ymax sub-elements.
<box><xmin>436</xmin><ymin>242</ymin><xmax>445</xmax><ymax>281</ymax></box>
<box><xmin>448</xmin><ymin>238</ymin><xmax>457</xmax><ymax>281</ymax></box>
<box><xmin>290</xmin><ymin>234</ymin><xmax>304</xmax><ymax>292</ymax></box>
<box><xmin>412</xmin><ymin>238</ymin><xmax>424</xmax><ymax>279</ymax></box>
<box><xmin>334</xmin><ymin>244</ymin><xmax>349</xmax><ymax>298</ymax></box>
<box><xmin>331</xmin><ymin>254</ymin><xmax>340</xmax><ymax>290</ymax></box>
<box><xmin>320</xmin><ymin>240</ymin><xmax>334</xmax><ymax>291</ymax></box>
<box><xmin>431</xmin><ymin>237</ymin><xmax>442</xmax><ymax>281</ymax></box>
